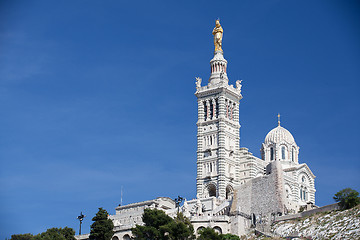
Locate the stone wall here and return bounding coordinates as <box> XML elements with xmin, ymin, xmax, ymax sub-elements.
<box><xmin>229</xmin><ymin>161</ymin><xmax>286</xmax><ymax>234</ymax></box>
<box><xmin>231</xmin><ymin>161</ymin><xmax>285</xmax><ymax>216</ymax></box>
<box><xmin>274</xmin><ymin>203</ymin><xmax>340</xmax><ymax>222</ymax></box>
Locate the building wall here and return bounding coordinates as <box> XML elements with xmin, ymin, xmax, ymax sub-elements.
<box><xmin>230</xmin><ymin>161</ymin><xmax>286</xmax><ymax>234</ymax></box>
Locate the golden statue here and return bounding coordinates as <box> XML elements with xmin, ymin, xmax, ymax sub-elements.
<box><xmin>212</xmin><ymin>19</ymin><xmax>223</xmax><ymax>52</ymax></box>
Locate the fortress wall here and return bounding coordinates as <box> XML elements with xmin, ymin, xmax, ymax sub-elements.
<box><xmin>231</xmin><ymin>161</ymin><xmax>286</xmax><ymax>218</ymax></box>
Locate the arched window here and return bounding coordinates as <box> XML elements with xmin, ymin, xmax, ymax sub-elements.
<box><xmin>226</xmin><ymin>185</ymin><xmax>234</xmax><ymax>200</ymax></box>
<box><xmin>281</xmin><ymin>146</ymin><xmax>286</xmax><ymax>160</ymax></box>
<box><xmin>197</xmin><ymin>227</ymin><xmax>205</xmax><ymax>234</ymax></box>
<box><xmin>270</xmin><ymin>147</ymin><xmax>274</xmax><ymax>160</ymax></box>
<box><xmin>208</xmin><ymin>184</ymin><xmax>216</xmax><ymax>197</ymax></box>
<box><xmin>203</xmin><ymin>102</ymin><xmax>207</xmax><ymax>121</ymax></box>
<box><xmin>213</xmin><ymin>226</ymin><xmax>222</xmax><ymax>234</ymax></box>
<box><xmin>292</xmin><ymin>148</ymin><xmax>294</xmax><ymax>161</ymax></box>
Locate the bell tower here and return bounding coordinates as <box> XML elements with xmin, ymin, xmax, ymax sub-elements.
<box><xmin>195</xmin><ymin>20</ymin><xmax>243</xmax><ymax>199</ymax></box>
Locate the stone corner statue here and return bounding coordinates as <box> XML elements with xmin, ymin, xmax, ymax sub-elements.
<box><xmin>236</xmin><ymin>79</ymin><xmax>242</xmax><ymax>93</ymax></box>
<box><xmin>195</xmin><ymin>77</ymin><xmax>202</xmax><ymax>90</ymax></box>
<box><xmin>212</xmin><ymin>19</ymin><xmax>223</xmax><ymax>52</ymax></box>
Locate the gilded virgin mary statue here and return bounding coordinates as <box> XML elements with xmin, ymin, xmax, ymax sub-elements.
<box><xmin>212</xmin><ymin>19</ymin><xmax>223</xmax><ymax>52</ymax></box>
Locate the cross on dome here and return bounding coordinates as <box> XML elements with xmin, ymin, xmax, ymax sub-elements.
<box><xmin>278</xmin><ymin>113</ymin><xmax>281</xmax><ymax>126</ymax></box>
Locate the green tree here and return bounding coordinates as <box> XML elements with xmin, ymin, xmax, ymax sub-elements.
<box><xmin>162</xmin><ymin>213</ymin><xmax>195</xmax><ymax>240</ymax></box>
<box><xmin>11</xmin><ymin>228</ymin><xmax>75</xmax><ymax>240</ymax></box>
<box><xmin>34</xmin><ymin>227</ymin><xmax>76</xmax><ymax>240</ymax></box>
<box><xmin>333</xmin><ymin>188</ymin><xmax>360</xmax><ymax>210</ymax></box>
<box><xmin>11</xmin><ymin>233</ymin><xmax>34</xmax><ymax>240</ymax></box>
<box><xmin>89</xmin><ymin>208</ymin><xmax>114</xmax><ymax>240</ymax></box>
<box><xmin>221</xmin><ymin>233</ymin><xmax>240</xmax><ymax>240</ymax></box>
<box><xmin>197</xmin><ymin>227</ymin><xmax>221</xmax><ymax>240</ymax></box>
<box><xmin>132</xmin><ymin>209</ymin><xmax>195</xmax><ymax>240</ymax></box>
<box><xmin>132</xmin><ymin>208</ymin><xmax>173</xmax><ymax>239</ymax></box>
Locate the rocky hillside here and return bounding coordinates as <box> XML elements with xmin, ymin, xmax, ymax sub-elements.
<box><xmin>245</xmin><ymin>205</ymin><xmax>360</xmax><ymax>239</ymax></box>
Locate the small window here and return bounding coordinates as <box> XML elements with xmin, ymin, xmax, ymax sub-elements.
<box><xmin>270</xmin><ymin>147</ymin><xmax>274</xmax><ymax>160</ymax></box>
<box><xmin>292</xmin><ymin>148</ymin><xmax>294</xmax><ymax>161</ymax></box>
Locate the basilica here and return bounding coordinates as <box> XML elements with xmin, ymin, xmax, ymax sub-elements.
<box><xmin>77</xmin><ymin>20</ymin><xmax>317</xmax><ymax>240</ymax></box>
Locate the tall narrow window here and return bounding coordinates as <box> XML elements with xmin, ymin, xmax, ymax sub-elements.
<box><xmin>292</xmin><ymin>148</ymin><xmax>294</xmax><ymax>161</ymax></box>
<box><xmin>216</xmin><ymin>99</ymin><xmax>219</xmax><ymax>118</ymax></box>
<box><xmin>270</xmin><ymin>147</ymin><xmax>274</xmax><ymax>160</ymax></box>
<box><xmin>281</xmin><ymin>146</ymin><xmax>286</xmax><ymax>160</ymax></box>
<box><xmin>203</xmin><ymin>102</ymin><xmax>207</xmax><ymax>121</ymax></box>
<box><xmin>209</xmin><ymin>101</ymin><xmax>213</xmax><ymax>119</ymax></box>
<box><xmin>226</xmin><ymin>101</ymin><xmax>229</xmax><ymax>118</ymax></box>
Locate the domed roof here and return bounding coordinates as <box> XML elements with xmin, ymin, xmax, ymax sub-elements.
<box><xmin>264</xmin><ymin>125</ymin><xmax>295</xmax><ymax>145</ymax></box>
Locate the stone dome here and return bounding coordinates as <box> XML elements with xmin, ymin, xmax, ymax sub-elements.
<box><xmin>264</xmin><ymin>125</ymin><xmax>295</xmax><ymax>144</ymax></box>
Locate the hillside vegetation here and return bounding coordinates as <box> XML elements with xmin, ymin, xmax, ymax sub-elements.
<box><xmin>246</xmin><ymin>204</ymin><xmax>360</xmax><ymax>239</ymax></box>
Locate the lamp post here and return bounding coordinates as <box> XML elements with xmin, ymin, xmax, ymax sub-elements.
<box><xmin>174</xmin><ymin>196</ymin><xmax>184</xmax><ymax>214</ymax></box>
<box><xmin>77</xmin><ymin>212</ymin><xmax>86</xmax><ymax>235</ymax></box>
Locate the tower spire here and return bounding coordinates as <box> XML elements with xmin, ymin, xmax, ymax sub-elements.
<box><xmin>209</xmin><ymin>20</ymin><xmax>228</xmax><ymax>85</ymax></box>
<box><xmin>278</xmin><ymin>113</ymin><xmax>281</xmax><ymax>126</ymax></box>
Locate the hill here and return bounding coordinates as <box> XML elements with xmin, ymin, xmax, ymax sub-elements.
<box><xmin>245</xmin><ymin>204</ymin><xmax>360</xmax><ymax>239</ymax></box>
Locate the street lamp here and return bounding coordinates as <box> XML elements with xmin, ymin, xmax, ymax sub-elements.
<box><xmin>174</xmin><ymin>196</ymin><xmax>184</xmax><ymax>214</ymax></box>
<box><xmin>77</xmin><ymin>212</ymin><xmax>86</xmax><ymax>235</ymax></box>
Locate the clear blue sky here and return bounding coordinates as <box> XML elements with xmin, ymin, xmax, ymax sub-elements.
<box><xmin>0</xmin><ymin>0</ymin><xmax>359</xmax><ymax>238</ymax></box>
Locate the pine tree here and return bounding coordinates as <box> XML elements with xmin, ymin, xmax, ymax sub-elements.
<box><xmin>333</xmin><ymin>188</ymin><xmax>360</xmax><ymax>210</ymax></box>
<box><xmin>89</xmin><ymin>208</ymin><xmax>114</xmax><ymax>240</ymax></box>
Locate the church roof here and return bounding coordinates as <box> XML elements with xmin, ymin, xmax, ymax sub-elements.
<box><xmin>264</xmin><ymin>125</ymin><xmax>296</xmax><ymax>145</ymax></box>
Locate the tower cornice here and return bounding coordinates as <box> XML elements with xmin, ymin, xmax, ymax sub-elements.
<box><xmin>195</xmin><ymin>84</ymin><xmax>242</xmax><ymax>100</ymax></box>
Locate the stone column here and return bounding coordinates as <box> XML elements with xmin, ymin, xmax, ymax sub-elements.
<box><xmin>212</xmin><ymin>99</ymin><xmax>216</xmax><ymax>119</ymax></box>
<box><xmin>196</xmin><ymin>98</ymin><xmax>205</xmax><ymax>198</ymax></box>
<box><xmin>233</xmin><ymin>102</ymin><xmax>241</xmax><ymax>184</ymax></box>
<box><xmin>217</xmin><ymin>94</ymin><xmax>227</xmax><ymax>199</ymax></box>
<box><xmin>206</xmin><ymin>99</ymin><xmax>210</xmax><ymax>121</ymax></box>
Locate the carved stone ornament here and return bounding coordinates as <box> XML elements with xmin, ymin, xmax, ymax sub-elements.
<box><xmin>195</xmin><ymin>77</ymin><xmax>202</xmax><ymax>90</ymax></box>
<box><xmin>236</xmin><ymin>80</ymin><xmax>242</xmax><ymax>93</ymax></box>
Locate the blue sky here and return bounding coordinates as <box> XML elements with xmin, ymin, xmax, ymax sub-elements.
<box><xmin>0</xmin><ymin>0</ymin><xmax>359</xmax><ymax>238</ymax></box>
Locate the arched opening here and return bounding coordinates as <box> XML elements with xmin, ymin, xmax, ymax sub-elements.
<box><xmin>281</xmin><ymin>146</ymin><xmax>286</xmax><ymax>160</ymax></box>
<box><xmin>291</xmin><ymin>148</ymin><xmax>295</xmax><ymax>161</ymax></box>
<box><xmin>197</xmin><ymin>227</ymin><xmax>205</xmax><ymax>234</ymax></box>
<box><xmin>213</xmin><ymin>226</ymin><xmax>222</xmax><ymax>234</ymax></box>
<box><xmin>226</xmin><ymin>185</ymin><xmax>234</xmax><ymax>200</ymax></box>
<box><xmin>207</xmin><ymin>184</ymin><xmax>216</xmax><ymax>197</ymax></box>
<box><xmin>270</xmin><ymin>147</ymin><xmax>274</xmax><ymax>160</ymax></box>
<box><xmin>112</xmin><ymin>236</ymin><xmax>119</xmax><ymax>240</ymax></box>
<box><xmin>123</xmin><ymin>235</ymin><xmax>130</xmax><ymax>240</ymax></box>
